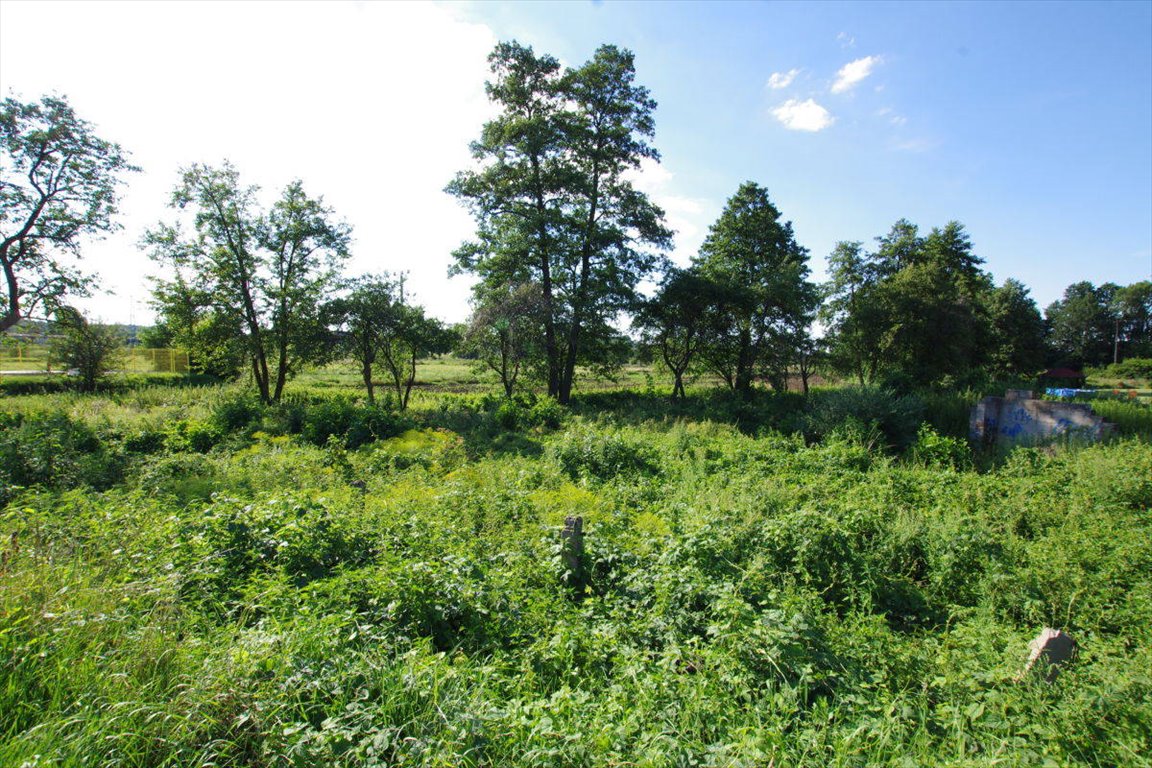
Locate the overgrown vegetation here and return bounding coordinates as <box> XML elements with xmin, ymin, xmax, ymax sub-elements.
<box><xmin>2</xmin><ymin>378</ymin><xmax>1150</xmax><ymax>766</ymax></box>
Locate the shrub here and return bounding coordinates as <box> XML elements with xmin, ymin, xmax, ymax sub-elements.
<box><xmin>292</xmin><ymin>397</ymin><xmax>409</xmax><ymax>449</ymax></box>
<box><xmin>0</xmin><ymin>412</ymin><xmax>123</xmax><ymax>503</ymax></box>
<box><xmin>163</xmin><ymin>418</ymin><xmax>224</xmax><ymax>453</ymax></box>
<box><xmin>908</xmin><ymin>424</ymin><xmax>971</xmax><ymax>469</ymax></box>
<box><xmin>490</xmin><ymin>394</ymin><xmax>567</xmax><ymax>432</ymax></box>
<box><xmin>550</xmin><ymin>427</ymin><xmax>659</xmax><ymax>482</ymax></box>
<box><xmin>1106</xmin><ymin>357</ymin><xmax>1152</xmax><ymax>380</ymax></box>
<box><xmin>210</xmin><ymin>391</ymin><xmax>265</xmax><ymax>432</ymax></box>
<box><xmin>804</xmin><ymin>387</ymin><xmax>924</xmax><ymax>452</ymax></box>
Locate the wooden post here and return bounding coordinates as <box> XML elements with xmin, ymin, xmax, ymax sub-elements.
<box><xmin>561</xmin><ymin>515</ymin><xmax>585</xmax><ymax>590</ymax></box>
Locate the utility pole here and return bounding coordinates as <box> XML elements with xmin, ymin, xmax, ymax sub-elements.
<box><xmin>1114</xmin><ymin>315</ymin><xmax>1120</xmax><ymax>365</ymax></box>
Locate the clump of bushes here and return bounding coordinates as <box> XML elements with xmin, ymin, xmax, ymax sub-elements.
<box><xmin>0</xmin><ymin>412</ymin><xmax>124</xmax><ymax>503</ymax></box>
<box><xmin>803</xmin><ymin>386</ymin><xmax>924</xmax><ymax>452</ymax></box>
<box><xmin>550</xmin><ymin>426</ymin><xmax>659</xmax><ymax>481</ymax></box>
<box><xmin>489</xmin><ymin>393</ymin><xmax>566</xmax><ymax>431</ymax></box>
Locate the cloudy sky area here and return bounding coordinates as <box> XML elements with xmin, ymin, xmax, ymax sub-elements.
<box><xmin>1</xmin><ymin>0</ymin><xmax>1149</xmax><ymax>326</ymax></box>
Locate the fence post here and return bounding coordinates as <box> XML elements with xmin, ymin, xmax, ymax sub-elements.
<box><xmin>561</xmin><ymin>515</ymin><xmax>585</xmax><ymax>591</ymax></box>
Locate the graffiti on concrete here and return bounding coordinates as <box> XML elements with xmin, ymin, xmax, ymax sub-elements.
<box><xmin>970</xmin><ymin>389</ymin><xmax>1113</xmax><ymax>447</ymax></box>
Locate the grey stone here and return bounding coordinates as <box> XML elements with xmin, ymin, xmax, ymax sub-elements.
<box><xmin>561</xmin><ymin>515</ymin><xmax>584</xmax><ymax>588</ymax></box>
<box><xmin>1019</xmin><ymin>627</ymin><xmax>1076</xmax><ymax>682</ymax></box>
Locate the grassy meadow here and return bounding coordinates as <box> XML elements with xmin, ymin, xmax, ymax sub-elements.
<box><xmin>1</xmin><ymin>364</ymin><xmax>1151</xmax><ymax>767</ymax></box>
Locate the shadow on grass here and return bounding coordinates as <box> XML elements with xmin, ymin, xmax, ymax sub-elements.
<box><xmin>569</xmin><ymin>388</ymin><xmax>808</xmax><ymax>435</ymax></box>
<box><xmin>0</xmin><ymin>373</ymin><xmax>219</xmax><ymax>396</ymax></box>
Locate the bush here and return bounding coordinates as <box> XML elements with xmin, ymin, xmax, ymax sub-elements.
<box><xmin>288</xmin><ymin>397</ymin><xmax>410</xmax><ymax>449</ymax></box>
<box><xmin>210</xmin><ymin>391</ymin><xmax>265</xmax><ymax>432</ymax></box>
<box><xmin>804</xmin><ymin>387</ymin><xmax>924</xmax><ymax>452</ymax></box>
<box><xmin>1106</xmin><ymin>357</ymin><xmax>1152</xmax><ymax>380</ymax></box>
<box><xmin>0</xmin><ymin>412</ymin><xmax>123</xmax><ymax>502</ymax></box>
<box><xmin>163</xmin><ymin>418</ymin><xmax>224</xmax><ymax>453</ymax></box>
<box><xmin>550</xmin><ymin>426</ymin><xmax>659</xmax><ymax>482</ymax></box>
<box><xmin>908</xmin><ymin>424</ymin><xmax>971</xmax><ymax>469</ymax></box>
<box><xmin>489</xmin><ymin>393</ymin><xmax>567</xmax><ymax>432</ymax></box>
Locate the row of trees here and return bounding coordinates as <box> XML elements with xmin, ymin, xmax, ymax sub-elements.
<box><xmin>142</xmin><ymin>165</ymin><xmax>454</xmax><ymax>407</ymax></box>
<box><xmin>3</xmin><ymin>45</ymin><xmax>1151</xmax><ymax>406</ymax></box>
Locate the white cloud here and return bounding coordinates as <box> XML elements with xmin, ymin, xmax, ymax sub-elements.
<box><xmin>831</xmin><ymin>55</ymin><xmax>881</xmax><ymax>94</ymax></box>
<box><xmin>876</xmin><ymin>108</ymin><xmax>907</xmax><ymax>126</ymax></box>
<box><xmin>837</xmin><ymin>31</ymin><xmax>856</xmax><ymax>49</ymax></box>
<box><xmin>625</xmin><ymin>157</ymin><xmax>710</xmax><ymax>267</ymax></box>
<box><xmin>772</xmin><ymin>99</ymin><xmax>835</xmax><ymax>132</ymax></box>
<box><xmin>766</xmin><ymin>68</ymin><xmax>800</xmax><ymax>90</ymax></box>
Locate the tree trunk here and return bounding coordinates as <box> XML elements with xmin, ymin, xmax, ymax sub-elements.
<box><xmin>401</xmin><ymin>350</ymin><xmax>416</xmax><ymax>410</ymax></box>
<box><xmin>532</xmin><ymin>157</ymin><xmax>561</xmax><ymax>400</ymax></box>
<box><xmin>361</xmin><ymin>359</ymin><xmax>375</xmax><ymax>405</ymax></box>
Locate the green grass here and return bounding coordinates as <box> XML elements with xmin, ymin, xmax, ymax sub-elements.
<box><xmin>2</xmin><ymin>376</ymin><xmax>1150</xmax><ymax>766</ymax></box>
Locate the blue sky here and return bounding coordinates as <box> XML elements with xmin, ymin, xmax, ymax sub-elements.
<box><xmin>460</xmin><ymin>0</ymin><xmax>1152</xmax><ymax>303</ymax></box>
<box><xmin>1</xmin><ymin>0</ymin><xmax>1149</xmax><ymax>324</ymax></box>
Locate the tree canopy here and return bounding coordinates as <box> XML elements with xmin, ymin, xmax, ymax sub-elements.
<box><xmin>691</xmin><ymin>181</ymin><xmax>816</xmax><ymax>395</ymax></box>
<box><xmin>1</xmin><ymin>95</ymin><xmax>137</xmax><ymax>333</ymax></box>
<box><xmin>144</xmin><ymin>162</ymin><xmax>350</xmax><ymax>403</ymax></box>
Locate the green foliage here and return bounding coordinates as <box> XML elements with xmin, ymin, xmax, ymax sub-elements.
<box><xmin>0</xmin><ymin>94</ymin><xmax>138</xmax><ymax>333</ymax></box>
<box><xmin>144</xmin><ymin>162</ymin><xmax>351</xmax><ymax>403</ymax></box>
<box><xmin>908</xmin><ymin>423</ymin><xmax>972</xmax><ymax>469</ymax></box>
<box><xmin>821</xmin><ymin>220</ymin><xmax>997</xmax><ymax>388</ymax></box>
<box><xmin>448</xmin><ymin>41</ymin><xmax>671</xmax><ymax>403</ymax></box>
<box><xmin>692</xmin><ymin>181</ymin><xmax>817</xmax><ymax>395</ymax></box>
<box><xmin>1100</xmin><ymin>356</ymin><xmax>1152</xmax><ymax>380</ymax></box>
<box><xmin>803</xmin><ymin>386</ymin><xmax>925</xmax><ymax>452</ymax></box>
<box><xmin>550</xmin><ymin>425</ymin><xmax>659</xmax><ymax>481</ymax></box>
<box><xmin>0</xmin><ymin>412</ymin><xmax>123</xmax><ymax>503</ymax></box>
<box><xmin>2</xmin><ymin>381</ymin><xmax>1151</xmax><ymax>766</ymax></box>
<box><xmin>209</xmin><ymin>389</ymin><xmax>266</xmax><ymax>432</ymax></box>
<box><xmin>291</xmin><ymin>396</ymin><xmax>411</xmax><ymax>449</ymax></box>
<box><xmin>49</xmin><ymin>306</ymin><xmax>124</xmax><ymax>391</ymax></box>
<box><xmin>1088</xmin><ymin>398</ymin><xmax>1152</xmax><ymax>437</ymax></box>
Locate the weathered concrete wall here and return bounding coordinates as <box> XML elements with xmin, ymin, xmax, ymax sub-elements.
<box><xmin>970</xmin><ymin>389</ymin><xmax>1112</xmax><ymax>447</ymax></box>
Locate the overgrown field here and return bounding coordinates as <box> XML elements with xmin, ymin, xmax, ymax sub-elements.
<box><xmin>2</xmin><ymin>383</ymin><xmax>1151</xmax><ymax>767</ymax></box>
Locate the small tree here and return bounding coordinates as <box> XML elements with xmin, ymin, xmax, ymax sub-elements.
<box><xmin>51</xmin><ymin>306</ymin><xmax>122</xmax><ymax>391</ymax></box>
<box><xmin>378</xmin><ymin>304</ymin><xmax>453</xmax><ymax>410</ymax></box>
<box><xmin>325</xmin><ymin>275</ymin><xmax>398</xmax><ymax>405</ymax></box>
<box><xmin>460</xmin><ymin>282</ymin><xmax>545</xmax><ymax>397</ymax></box>
<box><xmin>145</xmin><ymin>163</ymin><xmax>350</xmax><ymax>403</ymax></box>
<box><xmin>633</xmin><ymin>269</ymin><xmax>714</xmax><ymax>400</ymax></box>
<box><xmin>328</xmin><ymin>277</ymin><xmax>453</xmax><ymax>409</ymax></box>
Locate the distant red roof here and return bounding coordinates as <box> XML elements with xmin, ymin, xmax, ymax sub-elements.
<box><xmin>1043</xmin><ymin>368</ymin><xmax>1085</xmax><ymax>379</ymax></box>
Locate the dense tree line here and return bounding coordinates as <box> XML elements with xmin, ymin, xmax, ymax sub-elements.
<box><xmin>3</xmin><ymin>47</ymin><xmax>1151</xmax><ymax>402</ymax></box>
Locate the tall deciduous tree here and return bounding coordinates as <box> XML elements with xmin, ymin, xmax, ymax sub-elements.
<box><xmin>1044</xmin><ymin>281</ymin><xmax>1117</xmax><ymax>368</ymax></box>
<box><xmin>1</xmin><ymin>95</ymin><xmax>137</xmax><ymax>333</ymax></box>
<box><xmin>1112</xmin><ymin>281</ymin><xmax>1152</xmax><ymax>360</ymax></box>
<box><xmin>145</xmin><ymin>162</ymin><xmax>350</xmax><ymax>403</ymax></box>
<box><xmin>448</xmin><ymin>41</ymin><xmax>671</xmax><ymax>404</ymax></box>
<box><xmin>822</xmin><ymin>219</ymin><xmax>995</xmax><ymax>388</ymax></box>
<box><xmin>988</xmin><ymin>278</ymin><xmax>1046</xmax><ymax>378</ymax></box>
<box><xmin>691</xmin><ymin>181</ymin><xmax>815</xmax><ymax>396</ymax></box>
<box><xmin>821</xmin><ymin>240</ymin><xmax>886</xmax><ymax>385</ymax></box>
